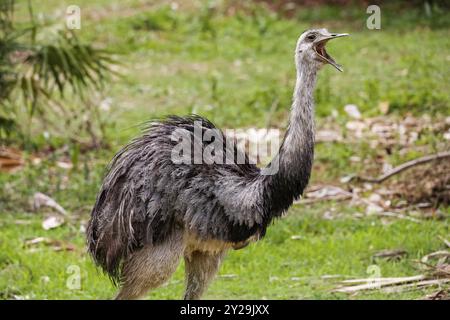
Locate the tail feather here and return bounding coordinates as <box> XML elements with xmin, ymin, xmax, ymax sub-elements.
<box><xmin>87</xmin><ymin>174</ymin><xmax>139</xmax><ymax>283</ymax></box>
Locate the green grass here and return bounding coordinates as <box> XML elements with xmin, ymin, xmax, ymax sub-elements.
<box><xmin>1</xmin><ymin>205</ymin><xmax>448</xmax><ymax>299</ymax></box>
<box><xmin>1</xmin><ymin>1</ymin><xmax>449</xmax><ymax>299</ymax></box>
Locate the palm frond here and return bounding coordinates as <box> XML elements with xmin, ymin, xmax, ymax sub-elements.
<box><xmin>0</xmin><ymin>1</ymin><xmax>117</xmax><ymax>146</ymax></box>
<box><xmin>21</xmin><ymin>30</ymin><xmax>116</xmax><ymax>99</ymax></box>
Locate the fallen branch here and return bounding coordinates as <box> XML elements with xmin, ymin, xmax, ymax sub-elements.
<box><xmin>332</xmin><ymin>275</ymin><xmax>426</xmax><ymax>293</ymax></box>
<box><xmin>383</xmin><ymin>279</ymin><xmax>450</xmax><ymax>294</ymax></box>
<box><xmin>421</xmin><ymin>289</ymin><xmax>450</xmax><ymax>300</ymax></box>
<box><xmin>340</xmin><ymin>276</ymin><xmax>423</xmax><ymax>284</ymax></box>
<box><xmin>351</xmin><ymin>151</ymin><xmax>450</xmax><ymax>183</ymax></box>
<box><xmin>295</xmin><ymin>185</ymin><xmax>353</xmax><ymax>205</ymax></box>
<box><xmin>370</xmin><ymin>211</ymin><xmax>422</xmax><ymax>223</ymax></box>
<box><xmin>420</xmin><ymin>250</ymin><xmax>450</xmax><ymax>263</ymax></box>
<box><xmin>296</xmin><ymin>195</ymin><xmax>352</xmax><ymax>205</ymax></box>
<box><xmin>372</xmin><ymin>249</ymin><xmax>407</xmax><ymax>261</ymax></box>
<box><xmin>297</xmin><ymin>187</ymin><xmax>423</xmax><ymax>223</ymax></box>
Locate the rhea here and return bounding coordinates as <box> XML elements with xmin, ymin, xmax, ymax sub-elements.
<box><xmin>87</xmin><ymin>29</ymin><xmax>348</xmax><ymax>299</ymax></box>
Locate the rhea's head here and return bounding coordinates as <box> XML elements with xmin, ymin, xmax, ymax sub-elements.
<box><xmin>295</xmin><ymin>28</ymin><xmax>348</xmax><ymax>72</ymax></box>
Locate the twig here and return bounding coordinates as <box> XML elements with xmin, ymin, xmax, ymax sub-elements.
<box><xmin>332</xmin><ymin>275</ymin><xmax>426</xmax><ymax>293</ymax></box>
<box><xmin>439</xmin><ymin>236</ymin><xmax>450</xmax><ymax>249</ymax></box>
<box><xmin>420</xmin><ymin>250</ymin><xmax>450</xmax><ymax>263</ymax></box>
<box><xmin>296</xmin><ymin>195</ymin><xmax>352</xmax><ymax>205</ymax></box>
<box><xmin>384</xmin><ymin>279</ymin><xmax>450</xmax><ymax>294</ymax></box>
<box><xmin>420</xmin><ymin>289</ymin><xmax>450</xmax><ymax>300</ymax></box>
<box><xmin>295</xmin><ymin>185</ymin><xmax>353</xmax><ymax>205</ymax></box>
<box><xmin>340</xmin><ymin>276</ymin><xmax>422</xmax><ymax>284</ymax></box>
<box><xmin>351</xmin><ymin>151</ymin><xmax>450</xmax><ymax>183</ymax></box>
<box><xmin>369</xmin><ymin>211</ymin><xmax>422</xmax><ymax>223</ymax></box>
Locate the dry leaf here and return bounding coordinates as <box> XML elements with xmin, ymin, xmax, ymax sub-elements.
<box><xmin>344</xmin><ymin>104</ymin><xmax>362</xmax><ymax>119</ymax></box>
<box><xmin>366</xmin><ymin>203</ymin><xmax>384</xmax><ymax>214</ymax></box>
<box><xmin>33</xmin><ymin>192</ymin><xmax>67</xmax><ymax>216</ymax></box>
<box><xmin>439</xmin><ymin>236</ymin><xmax>450</xmax><ymax>248</ymax></box>
<box><xmin>56</xmin><ymin>161</ymin><xmax>73</xmax><ymax>170</ymax></box>
<box><xmin>444</xmin><ymin>130</ymin><xmax>450</xmax><ymax>140</ymax></box>
<box><xmin>422</xmin><ymin>290</ymin><xmax>450</xmax><ymax>300</ymax></box>
<box><xmin>421</xmin><ymin>250</ymin><xmax>450</xmax><ymax>264</ymax></box>
<box><xmin>316</xmin><ymin>129</ymin><xmax>342</xmax><ymax>142</ymax></box>
<box><xmin>306</xmin><ymin>186</ymin><xmax>351</xmax><ymax>199</ymax></box>
<box><xmin>378</xmin><ymin>101</ymin><xmax>390</xmax><ymax>114</ymax></box>
<box><xmin>13</xmin><ymin>295</ymin><xmax>33</xmax><ymax>300</ymax></box>
<box><xmin>345</xmin><ymin>120</ymin><xmax>366</xmax><ymax>138</ymax></box>
<box><xmin>218</xmin><ymin>274</ymin><xmax>237</xmax><ymax>279</ymax></box>
<box><xmin>24</xmin><ymin>237</ymin><xmax>50</xmax><ymax>246</ymax></box>
<box><xmin>0</xmin><ymin>146</ymin><xmax>23</xmax><ymax>173</ymax></box>
<box><xmin>42</xmin><ymin>216</ymin><xmax>65</xmax><ymax>230</ymax></box>
<box><xmin>368</xmin><ymin>193</ymin><xmax>382</xmax><ymax>204</ymax></box>
<box><xmin>340</xmin><ymin>174</ymin><xmax>356</xmax><ymax>183</ymax></box>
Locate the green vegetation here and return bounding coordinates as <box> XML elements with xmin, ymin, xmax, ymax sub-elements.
<box><xmin>0</xmin><ymin>0</ymin><xmax>115</xmax><ymax>145</ymax></box>
<box><xmin>0</xmin><ymin>0</ymin><xmax>449</xmax><ymax>299</ymax></box>
<box><xmin>1</xmin><ymin>206</ymin><xmax>449</xmax><ymax>299</ymax></box>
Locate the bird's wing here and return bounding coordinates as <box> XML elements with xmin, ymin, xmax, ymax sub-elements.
<box><xmin>87</xmin><ymin>115</ymin><xmax>267</xmax><ymax>281</ymax></box>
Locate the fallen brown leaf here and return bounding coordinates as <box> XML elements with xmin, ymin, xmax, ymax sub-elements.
<box><xmin>0</xmin><ymin>146</ymin><xmax>23</xmax><ymax>173</ymax></box>
<box><xmin>42</xmin><ymin>215</ymin><xmax>65</xmax><ymax>230</ymax></box>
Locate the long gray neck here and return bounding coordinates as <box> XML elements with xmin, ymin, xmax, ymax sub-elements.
<box><xmin>280</xmin><ymin>61</ymin><xmax>316</xmax><ymax>176</ymax></box>
<box><xmin>260</xmin><ymin>60</ymin><xmax>317</xmax><ymax>219</ymax></box>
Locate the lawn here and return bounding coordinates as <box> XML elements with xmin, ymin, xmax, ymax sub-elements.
<box><xmin>0</xmin><ymin>0</ymin><xmax>449</xmax><ymax>299</ymax></box>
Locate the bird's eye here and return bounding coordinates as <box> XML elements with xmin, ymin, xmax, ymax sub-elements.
<box><xmin>307</xmin><ymin>34</ymin><xmax>316</xmax><ymax>41</ymax></box>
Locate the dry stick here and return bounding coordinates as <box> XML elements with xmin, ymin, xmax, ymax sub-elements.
<box><xmin>439</xmin><ymin>236</ymin><xmax>450</xmax><ymax>249</ymax></box>
<box><xmin>354</xmin><ymin>151</ymin><xmax>450</xmax><ymax>183</ymax></box>
<box><xmin>332</xmin><ymin>275</ymin><xmax>426</xmax><ymax>293</ymax></box>
<box><xmin>370</xmin><ymin>211</ymin><xmax>422</xmax><ymax>223</ymax></box>
<box><xmin>340</xmin><ymin>276</ymin><xmax>424</xmax><ymax>284</ymax></box>
<box><xmin>383</xmin><ymin>279</ymin><xmax>450</xmax><ymax>294</ymax></box>
<box><xmin>297</xmin><ymin>194</ymin><xmax>352</xmax><ymax>205</ymax></box>
<box><xmin>299</xmin><ymin>187</ymin><xmax>422</xmax><ymax>223</ymax></box>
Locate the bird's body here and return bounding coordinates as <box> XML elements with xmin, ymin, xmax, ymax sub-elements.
<box><xmin>87</xmin><ymin>29</ymin><xmax>348</xmax><ymax>299</ymax></box>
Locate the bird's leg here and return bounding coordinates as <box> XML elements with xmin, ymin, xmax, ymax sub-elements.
<box><xmin>115</xmin><ymin>230</ymin><xmax>185</xmax><ymax>300</ymax></box>
<box><xmin>183</xmin><ymin>250</ymin><xmax>225</xmax><ymax>300</ymax></box>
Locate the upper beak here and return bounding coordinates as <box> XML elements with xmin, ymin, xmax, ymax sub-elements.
<box><xmin>328</xmin><ymin>33</ymin><xmax>350</xmax><ymax>39</ymax></box>
<box><xmin>315</xmin><ymin>33</ymin><xmax>349</xmax><ymax>72</ymax></box>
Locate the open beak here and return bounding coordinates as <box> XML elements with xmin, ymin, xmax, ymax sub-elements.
<box><xmin>314</xmin><ymin>33</ymin><xmax>349</xmax><ymax>72</ymax></box>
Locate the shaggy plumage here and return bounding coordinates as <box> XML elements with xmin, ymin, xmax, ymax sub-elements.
<box><xmin>87</xmin><ymin>29</ymin><xmax>348</xmax><ymax>298</ymax></box>
<box><xmin>87</xmin><ymin>115</ymin><xmax>274</xmax><ymax>280</ymax></box>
